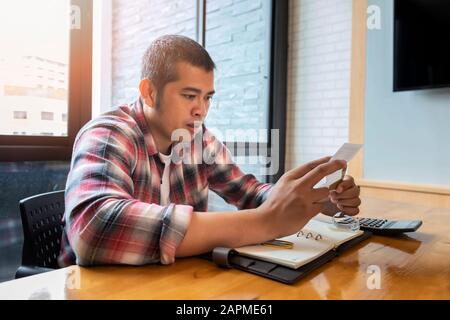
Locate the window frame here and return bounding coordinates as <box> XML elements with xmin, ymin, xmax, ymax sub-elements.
<box><xmin>0</xmin><ymin>0</ymin><xmax>93</xmax><ymax>161</ymax></box>
<box><xmin>267</xmin><ymin>0</ymin><xmax>288</xmax><ymax>183</ymax></box>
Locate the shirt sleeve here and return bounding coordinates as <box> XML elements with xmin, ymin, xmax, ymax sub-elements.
<box><xmin>63</xmin><ymin>124</ymin><xmax>192</xmax><ymax>266</ymax></box>
<box><xmin>204</xmin><ymin>131</ymin><xmax>273</xmax><ymax>209</ymax></box>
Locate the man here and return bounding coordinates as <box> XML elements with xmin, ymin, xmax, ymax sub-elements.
<box><xmin>58</xmin><ymin>35</ymin><xmax>361</xmax><ymax>267</ymax></box>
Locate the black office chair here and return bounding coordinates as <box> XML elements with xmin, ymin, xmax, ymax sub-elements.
<box><xmin>15</xmin><ymin>190</ymin><xmax>65</xmax><ymax>279</ymax></box>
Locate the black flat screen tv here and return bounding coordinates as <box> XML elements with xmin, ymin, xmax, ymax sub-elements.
<box><xmin>394</xmin><ymin>0</ymin><xmax>450</xmax><ymax>91</ymax></box>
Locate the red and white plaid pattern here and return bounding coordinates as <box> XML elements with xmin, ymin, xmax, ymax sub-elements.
<box><xmin>58</xmin><ymin>98</ymin><xmax>272</xmax><ymax>267</ymax></box>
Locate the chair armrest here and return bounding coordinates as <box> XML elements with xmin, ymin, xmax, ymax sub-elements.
<box><xmin>15</xmin><ymin>265</ymin><xmax>56</xmax><ymax>279</ymax></box>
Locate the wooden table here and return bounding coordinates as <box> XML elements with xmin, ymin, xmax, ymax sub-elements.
<box><xmin>0</xmin><ymin>197</ymin><xmax>449</xmax><ymax>300</ymax></box>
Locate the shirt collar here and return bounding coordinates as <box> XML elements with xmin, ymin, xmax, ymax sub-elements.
<box><xmin>131</xmin><ymin>96</ymin><xmax>207</xmax><ymax>160</ymax></box>
<box><xmin>131</xmin><ymin>97</ymin><xmax>159</xmax><ymax>157</ymax></box>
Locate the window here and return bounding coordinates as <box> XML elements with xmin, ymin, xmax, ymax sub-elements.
<box><xmin>41</xmin><ymin>111</ymin><xmax>54</xmax><ymax>121</ymax></box>
<box><xmin>62</xmin><ymin>113</ymin><xmax>68</xmax><ymax>122</ymax></box>
<box><xmin>202</xmin><ymin>0</ymin><xmax>288</xmax><ymax>182</ymax></box>
<box><xmin>205</xmin><ymin>0</ymin><xmax>271</xmax><ymax>139</ymax></box>
<box><xmin>1</xmin><ymin>30</ymin><xmax>69</xmax><ymax>133</ymax></box>
<box><xmin>0</xmin><ymin>161</ymin><xmax>70</xmax><ymax>283</ymax></box>
<box><xmin>204</xmin><ymin>0</ymin><xmax>272</xmax><ymax>181</ymax></box>
<box><xmin>109</xmin><ymin>0</ymin><xmax>287</xmax><ymax>182</ymax></box>
<box><xmin>201</xmin><ymin>0</ymin><xmax>288</xmax><ymax>208</ymax></box>
<box><xmin>13</xmin><ymin>111</ymin><xmax>27</xmax><ymax>120</ymax></box>
<box><xmin>0</xmin><ymin>0</ymin><xmax>93</xmax><ymax>161</ymax></box>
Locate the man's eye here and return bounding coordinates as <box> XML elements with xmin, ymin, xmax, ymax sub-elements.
<box><xmin>183</xmin><ymin>94</ymin><xmax>196</xmax><ymax>100</ymax></box>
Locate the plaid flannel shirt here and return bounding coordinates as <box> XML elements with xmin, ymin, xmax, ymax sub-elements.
<box><xmin>58</xmin><ymin>98</ymin><xmax>272</xmax><ymax>267</ymax></box>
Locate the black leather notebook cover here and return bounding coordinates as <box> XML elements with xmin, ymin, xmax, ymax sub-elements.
<box><xmin>203</xmin><ymin>231</ymin><xmax>371</xmax><ymax>284</ymax></box>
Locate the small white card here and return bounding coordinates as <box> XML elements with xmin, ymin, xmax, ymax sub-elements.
<box><xmin>315</xmin><ymin>143</ymin><xmax>363</xmax><ymax>189</ymax></box>
<box><xmin>326</xmin><ymin>143</ymin><xmax>363</xmax><ymax>187</ymax></box>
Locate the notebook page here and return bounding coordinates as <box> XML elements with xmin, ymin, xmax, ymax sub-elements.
<box><xmin>235</xmin><ymin>231</ymin><xmax>334</xmax><ymax>269</ymax></box>
<box><xmin>304</xmin><ymin>218</ymin><xmax>364</xmax><ymax>247</ymax></box>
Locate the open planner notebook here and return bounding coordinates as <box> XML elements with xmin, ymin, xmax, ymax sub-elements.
<box><xmin>234</xmin><ymin>218</ymin><xmax>365</xmax><ymax>269</ymax></box>
<box><xmin>208</xmin><ymin>216</ymin><xmax>371</xmax><ymax>284</ymax></box>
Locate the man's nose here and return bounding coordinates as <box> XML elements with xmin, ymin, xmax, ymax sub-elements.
<box><xmin>193</xmin><ymin>100</ymin><xmax>208</xmax><ymax>119</ymax></box>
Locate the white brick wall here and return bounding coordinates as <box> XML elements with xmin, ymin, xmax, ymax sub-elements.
<box><xmin>111</xmin><ymin>0</ymin><xmax>197</xmax><ymax>107</ymax></box>
<box><xmin>285</xmin><ymin>0</ymin><xmax>353</xmax><ymax>170</ymax></box>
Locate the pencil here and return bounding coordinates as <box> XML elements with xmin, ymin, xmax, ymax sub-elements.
<box><xmin>261</xmin><ymin>239</ymin><xmax>294</xmax><ymax>249</ymax></box>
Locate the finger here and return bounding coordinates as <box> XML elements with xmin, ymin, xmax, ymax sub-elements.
<box><xmin>287</xmin><ymin>156</ymin><xmax>332</xmax><ymax>180</ymax></box>
<box><xmin>340</xmin><ymin>206</ymin><xmax>360</xmax><ymax>216</ymax></box>
<box><xmin>330</xmin><ymin>185</ymin><xmax>360</xmax><ymax>200</ymax></box>
<box><xmin>309</xmin><ymin>187</ymin><xmax>330</xmax><ymax>202</ymax></box>
<box><xmin>329</xmin><ymin>195</ymin><xmax>339</xmax><ymax>204</ymax></box>
<box><xmin>336</xmin><ymin>197</ymin><xmax>361</xmax><ymax>207</ymax></box>
<box><xmin>335</xmin><ymin>175</ymin><xmax>354</xmax><ymax>193</ymax></box>
<box><xmin>302</xmin><ymin>159</ymin><xmax>347</xmax><ymax>188</ymax></box>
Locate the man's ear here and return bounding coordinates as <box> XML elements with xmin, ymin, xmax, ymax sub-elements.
<box><xmin>139</xmin><ymin>78</ymin><xmax>157</xmax><ymax>108</ymax></box>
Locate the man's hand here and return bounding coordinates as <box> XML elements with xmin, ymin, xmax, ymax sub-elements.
<box><xmin>257</xmin><ymin>156</ymin><xmax>347</xmax><ymax>239</ymax></box>
<box><xmin>328</xmin><ymin>175</ymin><xmax>361</xmax><ymax>216</ymax></box>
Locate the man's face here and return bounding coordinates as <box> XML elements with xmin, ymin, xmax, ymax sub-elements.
<box><xmin>152</xmin><ymin>62</ymin><xmax>215</xmax><ymax>142</ymax></box>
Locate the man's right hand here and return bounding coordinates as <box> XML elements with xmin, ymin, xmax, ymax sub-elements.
<box><xmin>257</xmin><ymin>156</ymin><xmax>347</xmax><ymax>239</ymax></box>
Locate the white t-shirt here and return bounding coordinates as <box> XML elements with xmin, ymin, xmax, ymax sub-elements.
<box><xmin>158</xmin><ymin>151</ymin><xmax>172</xmax><ymax>206</ymax></box>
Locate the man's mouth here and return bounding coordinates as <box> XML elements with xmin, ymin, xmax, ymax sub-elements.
<box><xmin>187</xmin><ymin>123</ymin><xmax>202</xmax><ymax>131</ymax></box>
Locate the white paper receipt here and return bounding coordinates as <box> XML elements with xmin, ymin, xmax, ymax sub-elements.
<box><xmin>316</xmin><ymin>143</ymin><xmax>363</xmax><ymax>188</ymax></box>
<box><xmin>332</xmin><ymin>143</ymin><xmax>363</xmax><ymax>162</ymax></box>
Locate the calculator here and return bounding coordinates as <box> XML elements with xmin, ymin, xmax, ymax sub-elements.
<box><xmin>354</xmin><ymin>217</ymin><xmax>423</xmax><ymax>235</ymax></box>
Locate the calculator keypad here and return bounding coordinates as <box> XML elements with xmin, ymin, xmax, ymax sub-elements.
<box><xmin>357</xmin><ymin>218</ymin><xmax>389</xmax><ymax>228</ymax></box>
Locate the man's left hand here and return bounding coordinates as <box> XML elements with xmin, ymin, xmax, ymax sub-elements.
<box><xmin>329</xmin><ymin>175</ymin><xmax>361</xmax><ymax>216</ymax></box>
